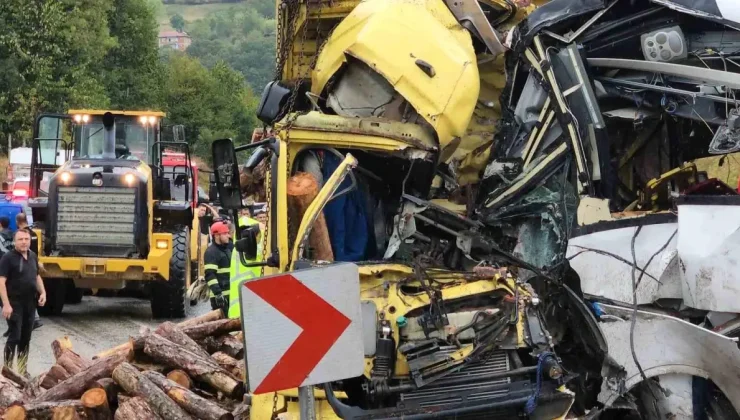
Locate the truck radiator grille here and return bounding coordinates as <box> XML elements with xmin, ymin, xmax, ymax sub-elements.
<box><xmin>56</xmin><ymin>186</ymin><xmax>137</xmax><ymax>246</ymax></box>
<box><xmin>400</xmin><ymin>348</ymin><xmax>511</xmax><ymax>408</ymax></box>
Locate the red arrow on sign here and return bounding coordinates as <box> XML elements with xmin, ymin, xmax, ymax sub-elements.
<box><xmin>246</xmin><ymin>274</ymin><xmax>352</xmax><ymax>394</ymax></box>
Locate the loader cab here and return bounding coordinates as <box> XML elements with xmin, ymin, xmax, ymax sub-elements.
<box><xmin>30</xmin><ymin>111</ymin><xmax>163</xmax><ymax>197</ymax></box>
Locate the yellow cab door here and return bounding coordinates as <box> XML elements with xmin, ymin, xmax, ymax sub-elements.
<box><xmin>288</xmin><ymin>152</ymin><xmax>357</xmax><ymax>270</ymax></box>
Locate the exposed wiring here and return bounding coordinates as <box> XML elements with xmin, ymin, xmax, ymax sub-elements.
<box><xmin>568</xmin><ymin>245</ymin><xmax>661</xmax><ymax>284</ymax></box>
<box><xmin>635</xmin><ymin>229</ymin><xmax>677</xmax><ymax>289</ymax></box>
<box><xmin>629</xmin><ymin>225</ymin><xmax>649</xmax><ymax>385</ymax></box>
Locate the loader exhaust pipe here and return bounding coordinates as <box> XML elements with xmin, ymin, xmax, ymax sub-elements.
<box><xmin>102</xmin><ymin>112</ymin><xmax>116</xmax><ymax>159</ymax></box>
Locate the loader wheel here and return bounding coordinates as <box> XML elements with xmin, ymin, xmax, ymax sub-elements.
<box><xmin>151</xmin><ymin>227</ymin><xmax>188</xmax><ymax>319</ymax></box>
<box><xmin>38</xmin><ymin>279</ymin><xmax>65</xmax><ymax>316</ymax></box>
<box><xmin>64</xmin><ymin>279</ymin><xmax>83</xmax><ymax>304</ymax></box>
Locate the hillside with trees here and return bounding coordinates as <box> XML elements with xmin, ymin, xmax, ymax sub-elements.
<box><xmin>0</xmin><ymin>0</ymin><xmax>269</xmax><ymax>162</ymax></box>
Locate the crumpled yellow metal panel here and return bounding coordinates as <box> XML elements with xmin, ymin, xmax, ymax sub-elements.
<box><xmin>449</xmin><ymin>0</ymin><xmax>550</xmax><ymax>185</ymax></box>
<box><xmin>311</xmin><ymin>0</ymin><xmax>480</xmax><ymax>152</ymax></box>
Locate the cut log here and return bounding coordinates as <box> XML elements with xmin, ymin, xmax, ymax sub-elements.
<box><xmin>218</xmin><ymin>334</ymin><xmax>244</xmax><ymax>359</ymax></box>
<box><xmin>41</xmin><ymin>365</ymin><xmax>71</xmax><ymax>389</ymax></box>
<box><xmin>143</xmin><ymin>371</ymin><xmax>234</xmax><ymax>420</ymax></box>
<box><xmin>232</xmin><ymin>403</ymin><xmax>249</xmax><ymax>420</ymax></box>
<box><xmin>113</xmin><ymin>396</ymin><xmax>162</xmax><ymax>420</ymax></box>
<box><xmin>51</xmin><ymin>337</ymin><xmax>73</xmax><ymax>360</ymax></box>
<box><xmin>19</xmin><ymin>400</ymin><xmax>84</xmax><ymax>420</ymax></box>
<box><xmin>2</xmin><ymin>366</ymin><xmax>30</xmax><ymax>389</ymax></box>
<box><xmin>57</xmin><ymin>350</ymin><xmax>91</xmax><ymax>375</ymax></box>
<box><xmin>116</xmin><ymin>394</ymin><xmax>131</xmax><ymax>406</ymax></box>
<box><xmin>130</xmin><ymin>361</ymin><xmax>167</xmax><ymax>373</ymax></box>
<box><xmin>81</xmin><ymin>388</ymin><xmax>111</xmax><ymax>420</ymax></box>
<box><xmin>51</xmin><ymin>405</ymin><xmax>81</xmax><ymax>420</ymax></box>
<box><xmin>287</xmin><ymin>172</ymin><xmax>334</xmax><ymax>261</ymax></box>
<box><xmin>143</xmin><ymin>333</ymin><xmax>243</xmax><ymax>398</ymax></box>
<box><xmin>35</xmin><ymin>350</ymin><xmax>131</xmax><ymax>402</ymax></box>
<box><xmin>233</xmin><ymin>331</ymin><xmax>243</xmax><ymax>342</ymax></box>
<box><xmin>0</xmin><ymin>376</ymin><xmax>24</xmax><ymax>408</ymax></box>
<box><xmin>111</xmin><ymin>362</ymin><xmax>193</xmax><ymax>420</ymax></box>
<box><xmin>24</xmin><ymin>373</ymin><xmax>46</xmax><ymax>399</ymax></box>
<box><xmin>211</xmin><ymin>352</ymin><xmax>246</xmax><ymax>382</ymax></box>
<box><xmin>93</xmin><ymin>343</ymin><xmax>131</xmax><ymax>361</ymax></box>
<box><xmin>93</xmin><ymin>310</ymin><xmax>224</xmax><ymax>361</ymax></box>
<box><xmin>180</xmin><ymin>318</ymin><xmax>241</xmax><ymax>340</ymax></box>
<box><xmin>4</xmin><ymin>405</ymin><xmax>26</xmax><ymax>420</ymax></box>
<box><xmin>166</xmin><ymin>370</ymin><xmax>192</xmax><ymax>389</ymax></box>
<box><xmin>154</xmin><ymin>322</ymin><xmax>211</xmax><ymax>360</ymax></box>
<box><xmin>207</xmin><ymin>335</ymin><xmax>244</xmax><ymax>359</ymax></box>
<box><xmin>90</xmin><ymin>378</ymin><xmax>119</xmax><ymax>408</ymax></box>
<box><xmin>177</xmin><ymin>310</ymin><xmax>224</xmax><ymax>329</ymax></box>
<box><xmin>129</xmin><ymin>336</ymin><xmax>146</xmax><ymax>353</ymax></box>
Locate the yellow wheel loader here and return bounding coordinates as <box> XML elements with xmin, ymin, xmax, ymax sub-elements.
<box><xmin>28</xmin><ymin>110</ymin><xmax>202</xmax><ymax>318</ymax></box>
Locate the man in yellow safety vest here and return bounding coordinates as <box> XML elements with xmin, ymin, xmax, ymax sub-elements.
<box><xmin>227</xmin><ymin>215</ymin><xmax>263</xmax><ymax>318</ymax></box>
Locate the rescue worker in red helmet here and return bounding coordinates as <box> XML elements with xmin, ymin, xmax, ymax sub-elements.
<box><xmin>204</xmin><ymin>221</ymin><xmax>232</xmax><ymax>316</ymax></box>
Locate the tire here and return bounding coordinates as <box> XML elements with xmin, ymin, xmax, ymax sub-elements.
<box><xmin>38</xmin><ymin>279</ymin><xmax>65</xmax><ymax>316</ymax></box>
<box><xmin>151</xmin><ymin>227</ymin><xmax>189</xmax><ymax>319</ymax></box>
<box><xmin>64</xmin><ymin>279</ymin><xmax>83</xmax><ymax>304</ymax></box>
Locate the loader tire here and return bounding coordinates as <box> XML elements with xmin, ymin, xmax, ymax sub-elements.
<box><xmin>65</xmin><ymin>279</ymin><xmax>83</xmax><ymax>304</ymax></box>
<box><xmin>39</xmin><ymin>279</ymin><xmax>65</xmax><ymax>316</ymax></box>
<box><xmin>151</xmin><ymin>227</ymin><xmax>188</xmax><ymax>319</ymax></box>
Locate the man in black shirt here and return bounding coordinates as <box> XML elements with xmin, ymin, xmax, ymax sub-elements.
<box><xmin>0</xmin><ymin>229</ymin><xmax>46</xmax><ymax>375</ymax></box>
<box><xmin>14</xmin><ymin>213</ymin><xmax>42</xmax><ymax>331</ymax></box>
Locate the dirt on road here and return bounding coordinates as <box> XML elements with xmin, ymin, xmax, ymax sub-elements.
<box><xmin>0</xmin><ymin>296</ymin><xmax>212</xmax><ymax>377</ymax></box>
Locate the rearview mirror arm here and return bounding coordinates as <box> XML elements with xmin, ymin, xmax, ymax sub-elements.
<box><xmin>234</xmin><ymin>137</ymin><xmax>278</xmax><ymax>155</ymax></box>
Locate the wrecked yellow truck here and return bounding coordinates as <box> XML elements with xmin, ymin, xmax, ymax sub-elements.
<box><xmin>214</xmin><ymin>0</ymin><xmax>740</xmax><ymax>418</ymax></box>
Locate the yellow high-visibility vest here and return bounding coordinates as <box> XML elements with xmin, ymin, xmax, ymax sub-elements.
<box><xmin>228</xmin><ymin>216</ymin><xmax>263</xmax><ymax>318</ymax></box>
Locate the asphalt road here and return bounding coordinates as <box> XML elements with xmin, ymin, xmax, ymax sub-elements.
<box><xmin>0</xmin><ymin>295</ymin><xmax>212</xmax><ymax>377</ymax></box>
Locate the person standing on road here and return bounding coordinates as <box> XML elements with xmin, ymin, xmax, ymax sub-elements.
<box><xmin>204</xmin><ymin>221</ymin><xmax>232</xmax><ymax>317</ymax></box>
<box><xmin>0</xmin><ymin>229</ymin><xmax>46</xmax><ymax>375</ymax></box>
<box><xmin>14</xmin><ymin>213</ymin><xmax>41</xmax><ymax>331</ymax></box>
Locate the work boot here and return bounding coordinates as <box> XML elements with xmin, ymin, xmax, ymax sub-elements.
<box><xmin>2</xmin><ymin>329</ymin><xmax>8</xmax><ymax>338</ymax></box>
<box><xmin>33</xmin><ymin>320</ymin><xmax>42</xmax><ymax>330</ymax></box>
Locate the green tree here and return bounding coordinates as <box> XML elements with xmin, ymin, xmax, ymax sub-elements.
<box><xmin>0</xmin><ymin>0</ymin><xmax>113</xmax><ymax>143</ymax></box>
<box><xmin>103</xmin><ymin>0</ymin><xmax>164</xmax><ymax>110</ymax></box>
<box><xmin>186</xmin><ymin>6</ymin><xmax>276</xmax><ymax>92</ymax></box>
<box><xmin>170</xmin><ymin>13</ymin><xmax>185</xmax><ymax>33</ymax></box>
<box><xmin>159</xmin><ymin>53</ymin><xmax>258</xmax><ymax>159</ymax></box>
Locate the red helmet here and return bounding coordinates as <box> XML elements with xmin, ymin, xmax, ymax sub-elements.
<box><xmin>210</xmin><ymin>221</ymin><xmax>229</xmax><ymax>236</ymax></box>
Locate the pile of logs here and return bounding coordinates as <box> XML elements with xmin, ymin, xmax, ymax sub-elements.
<box><xmin>0</xmin><ymin>310</ymin><xmax>250</xmax><ymax>420</ymax></box>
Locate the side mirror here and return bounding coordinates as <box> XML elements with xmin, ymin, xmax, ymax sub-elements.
<box><xmin>211</xmin><ymin>138</ymin><xmax>242</xmax><ymax>210</ymax></box>
<box><xmin>235</xmin><ymin>224</ymin><xmax>260</xmax><ymax>260</ymax></box>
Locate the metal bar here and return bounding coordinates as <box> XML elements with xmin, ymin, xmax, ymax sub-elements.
<box><xmin>299</xmin><ymin>386</ymin><xmax>317</xmax><ymax>420</ymax></box>
<box><xmin>588</xmin><ymin>58</ymin><xmax>740</xmax><ymax>89</ymax></box>
<box><xmin>235</xmin><ymin>138</ymin><xmax>274</xmax><ymax>153</ymax></box>
<box><xmin>596</xmin><ymin>76</ymin><xmax>737</xmax><ymax>105</ymax></box>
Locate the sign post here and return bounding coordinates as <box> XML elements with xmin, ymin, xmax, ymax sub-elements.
<box><xmin>240</xmin><ymin>263</ymin><xmax>364</xmax><ymax>417</ymax></box>
<box><xmin>299</xmin><ymin>386</ymin><xmax>317</xmax><ymax>420</ymax></box>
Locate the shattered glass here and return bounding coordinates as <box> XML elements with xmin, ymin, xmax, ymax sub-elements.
<box><xmin>480</xmin><ymin>163</ymin><xmax>577</xmax><ymax>274</ymax></box>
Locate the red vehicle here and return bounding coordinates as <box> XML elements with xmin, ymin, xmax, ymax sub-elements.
<box><xmin>162</xmin><ymin>151</ymin><xmax>199</xmax><ymax>209</ymax></box>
